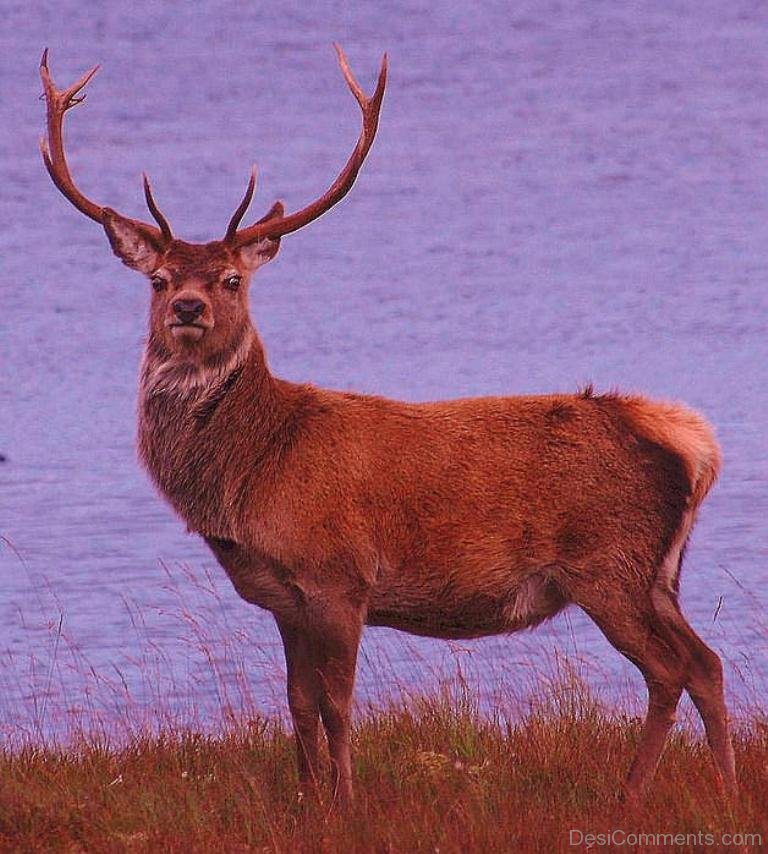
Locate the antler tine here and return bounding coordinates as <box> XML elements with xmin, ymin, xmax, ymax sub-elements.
<box><xmin>39</xmin><ymin>49</ymin><xmax>104</xmax><ymax>223</ymax></box>
<box><xmin>224</xmin><ymin>166</ymin><xmax>258</xmax><ymax>241</ymax></box>
<box><xmin>143</xmin><ymin>173</ymin><xmax>174</xmax><ymax>242</ymax></box>
<box><xmin>335</xmin><ymin>43</ymin><xmax>382</xmax><ymax>112</ymax></box>
<box><xmin>229</xmin><ymin>46</ymin><xmax>388</xmax><ymax>246</ymax></box>
<box><xmin>39</xmin><ymin>49</ymin><xmax>169</xmax><ymax>247</ymax></box>
<box><xmin>334</xmin><ymin>43</ymin><xmax>388</xmax><ymax>163</ymax></box>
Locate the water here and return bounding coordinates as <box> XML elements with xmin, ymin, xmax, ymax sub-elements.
<box><xmin>1</xmin><ymin>1</ymin><xmax>766</xmax><ymax>742</ymax></box>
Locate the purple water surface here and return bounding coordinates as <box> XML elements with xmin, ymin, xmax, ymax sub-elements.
<box><xmin>1</xmin><ymin>1</ymin><xmax>766</xmax><ymax>742</ymax></box>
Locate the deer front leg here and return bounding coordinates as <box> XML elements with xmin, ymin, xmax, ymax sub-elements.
<box><xmin>277</xmin><ymin>593</ymin><xmax>365</xmax><ymax>807</ymax></box>
<box><xmin>276</xmin><ymin>620</ymin><xmax>322</xmax><ymax>800</ymax></box>
<box><xmin>315</xmin><ymin>612</ymin><xmax>363</xmax><ymax>808</ymax></box>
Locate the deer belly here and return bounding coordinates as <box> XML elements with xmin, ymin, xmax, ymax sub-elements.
<box><xmin>367</xmin><ymin>570</ymin><xmax>566</xmax><ymax>640</ymax></box>
<box><xmin>202</xmin><ymin>536</ymin><xmax>299</xmax><ymax>614</ymax></box>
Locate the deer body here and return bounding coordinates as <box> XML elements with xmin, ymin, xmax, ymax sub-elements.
<box><xmin>40</xmin><ymin>50</ymin><xmax>737</xmax><ymax>808</ymax></box>
<box><xmin>140</xmin><ymin>330</ymin><xmax>700</xmax><ymax>641</ymax></box>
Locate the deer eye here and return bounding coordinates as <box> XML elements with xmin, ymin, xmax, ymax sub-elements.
<box><xmin>150</xmin><ymin>275</ymin><xmax>166</xmax><ymax>292</ymax></box>
<box><xmin>223</xmin><ymin>274</ymin><xmax>242</xmax><ymax>291</ymax></box>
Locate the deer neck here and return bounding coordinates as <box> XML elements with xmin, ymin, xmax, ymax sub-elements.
<box><xmin>137</xmin><ymin>330</ymin><xmax>288</xmax><ymax>539</ymax></box>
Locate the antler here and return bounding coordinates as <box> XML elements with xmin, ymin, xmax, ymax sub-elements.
<box><xmin>227</xmin><ymin>44</ymin><xmax>387</xmax><ymax>247</ymax></box>
<box><xmin>39</xmin><ymin>49</ymin><xmax>172</xmax><ymax>246</ymax></box>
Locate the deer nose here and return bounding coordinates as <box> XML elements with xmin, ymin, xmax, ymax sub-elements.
<box><xmin>173</xmin><ymin>299</ymin><xmax>205</xmax><ymax>324</ymax></box>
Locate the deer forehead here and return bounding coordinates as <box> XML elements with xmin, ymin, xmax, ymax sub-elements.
<box><xmin>157</xmin><ymin>242</ymin><xmax>243</xmax><ymax>283</ymax></box>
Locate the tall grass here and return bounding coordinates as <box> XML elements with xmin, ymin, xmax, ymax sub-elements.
<box><xmin>1</xmin><ymin>679</ymin><xmax>766</xmax><ymax>852</ymax></box>
<box><xmin>1</xmin><ymin>553</ymin><xmax>766</xmax><ymax>851</ymax></box>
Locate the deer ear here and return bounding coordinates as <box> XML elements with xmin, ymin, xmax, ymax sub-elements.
<box><xmin>238</xmin><ymin>236</ymin><xmax>281</xmax><ymax>272</ymax></box>
<box><xmin>102</xmin><ymin>208</ymin><xmax>163</xmax><ymax>273</ymax></box>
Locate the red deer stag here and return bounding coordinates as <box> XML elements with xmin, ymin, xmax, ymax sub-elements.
<box><xmin>40</xmin><ymin>47</ymin><xmax>736</xmax><ymax>807</ymax></box>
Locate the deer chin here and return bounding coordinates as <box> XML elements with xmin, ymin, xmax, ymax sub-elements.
<box><xmin>170</xmin><ymin>324</ymin><xmax>207</xmax><ymax>343</ymax></box>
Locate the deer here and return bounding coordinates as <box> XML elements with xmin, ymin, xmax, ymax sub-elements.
<box><xmin>39</xmin><ymin>47</ymin><xmax>737</xmax><ymax>808</ymax></box>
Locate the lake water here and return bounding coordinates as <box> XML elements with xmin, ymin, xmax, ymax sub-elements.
<box><xmin>1</xmin><ymin>1</ymin><xmax>766</xmax><ymax>743</ymax></box>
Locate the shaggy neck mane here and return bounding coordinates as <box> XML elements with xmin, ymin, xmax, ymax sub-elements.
<box><xmin>140</xmin><ymin>326</ymin><xmax>257</xmax><ymax>400</ymax></box>
<box><xmin>136</xmin><ymin>327</ymin><xmax>292</xmax><ymax>538</ymax></box>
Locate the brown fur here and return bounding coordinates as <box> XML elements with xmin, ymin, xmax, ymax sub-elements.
<box><xmin>119</xmin><ymin>236</ymin><xmax>735</xmax><ymax>806</ymax></box>
<box><xmin>40</xmin><ymin>51</ymin><xmax>736</xmax><ymax>808</ymax></box>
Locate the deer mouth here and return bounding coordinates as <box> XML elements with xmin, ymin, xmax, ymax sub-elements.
<box><xmin>169</xmin><ymin>322</ymin><xmax>208</xmax><ymax>342</ymax></box>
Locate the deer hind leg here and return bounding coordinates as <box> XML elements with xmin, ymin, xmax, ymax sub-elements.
<box><xmin>650</xmin><ymin>585</ymin><xmax>737</xmax><ymax>795</ymax></box>
<box><xmin>648</xmin><ymin>503</ymin><xmax>737</xmax><ymax>796</ymax></box>
<box><xmin>572</xmin><ymin>585</ymin><xmax>688</xmax><ymax>802</ymax></box>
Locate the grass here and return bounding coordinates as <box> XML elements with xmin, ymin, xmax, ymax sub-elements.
<box><xmin>1</xmin><ymin>680</ymin><xmax>766</xmax><ymax>853</ymax></box>
<box><xmin>2</xmin><ymin>553</ymin><xmax>765</xmax><ymax>850</ymax></box>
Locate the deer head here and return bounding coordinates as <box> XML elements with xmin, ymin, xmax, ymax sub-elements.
<box><xmin>39</xmin><ymin>47</ymin><xmax>387</xmax><ymax>368</ymax></box>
